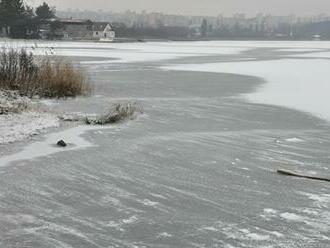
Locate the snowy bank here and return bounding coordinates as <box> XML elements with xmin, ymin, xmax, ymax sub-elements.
<box><xmin>0</xmin><ymin>112</ymin><xmax>59</xmax><ymax>144</ymax></box>
<box><xmin>0</xmin><ymin>90</ymin><xmax>30</xmax><ymax>114</ymax></box>
<box><xmin>0</xmin><ymin>91</ymin><xmax>60</xmax><ymax>145</ymax></box>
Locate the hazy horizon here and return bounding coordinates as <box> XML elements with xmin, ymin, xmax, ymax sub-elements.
<box><xmin>26</xmin><ymin>0</ymin><xmax>330</xmax><ymax>17</ymax></box>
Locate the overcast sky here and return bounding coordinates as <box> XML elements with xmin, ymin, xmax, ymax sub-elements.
<box><xmin>27</xmin><ymin>0</ymin><xmax>330</xmax><ymax>16</ymax></box>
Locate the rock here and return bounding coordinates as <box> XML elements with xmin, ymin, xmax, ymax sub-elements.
<box><xmin>57</xmin><ymin>140</ymin><xmax>67</xmax><ymax>147</ymax></box>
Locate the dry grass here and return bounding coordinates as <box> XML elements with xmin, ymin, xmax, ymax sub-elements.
<box><xmin>0</xmin><ymin>48</ymin><xmax>90</xmax><ymax>98</ymax></box>
<box><xmin>38</xmin><ymin>62</ymin><xmax>91</xmax><ymax>98</ymax></box>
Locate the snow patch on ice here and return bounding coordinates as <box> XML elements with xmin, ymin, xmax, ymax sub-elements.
<box><xmin>157</xmin><ymin>232</ymin><xmax>172</xmax><ymax>238</ymax></box>
<box><xmin>122</xmin><ymin>215</ymin><xmax>138</xmax><ymax>224</ymax></box>
<box><xmin>246</xmin><ymin>233</ymin><xmax>270</xmax><ymax>241</ymax></box>
<box><xmin>162</xmin><ymin>58</ymin><xmax>330</xmax><ymax>122</ymax></box>
<box><xmin>280</xmin><ymin>212</ymin><xmax>304</xmax><ymax>222</ymax></box>
<box><xmin>202</xmin><ymin>226</ymin><xmax>219</xmax><ymax>232</ymax></box>
<box><xmin>285</xmin><ymin>137</ymin><xmax>304</xmax><ymax>143</ymax></box>
<box><xmin>264</xmin><ymin>208</ymin><xmax>278</xmax><ymax>214</ymax></box>
<box><xmin>139</xmin><ymin>199</ymin><xmax>159</xmax><ymax>207</ymax></box>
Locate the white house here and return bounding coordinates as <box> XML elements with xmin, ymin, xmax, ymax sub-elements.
<box><xmin>93</xmin><ymin>23</ymin><xmax>115</xmax><ymax>42</ymax></box>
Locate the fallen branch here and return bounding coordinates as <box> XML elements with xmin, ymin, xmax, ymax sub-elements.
<box><xmin>277</xmin><ymin>169</ymin><xmax>330</xmax><ymax>182</ymax></box>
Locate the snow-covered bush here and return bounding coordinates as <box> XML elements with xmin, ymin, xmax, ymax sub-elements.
<box><xmin>85</xmin><ymin>102</ymin><xmax>143</xmax><ymax>125</ymax></box>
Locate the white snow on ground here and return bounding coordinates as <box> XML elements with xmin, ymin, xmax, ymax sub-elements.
<box><xmin>0</xmin><ymin>112</ymin><xmax>59</xmax><ymax>145</ymax></box>
<box><xmin>162</xmin><ymin>58</ymin><xmax>330</xmax><ymax>122</ymax></box>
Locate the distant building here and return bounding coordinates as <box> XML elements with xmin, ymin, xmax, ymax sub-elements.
<box><xmin>39</xmin><ymin>18</ymin><xmax>92</xmax><ymax>40</ymax></box>
<box><xmin>38</xmin><ymin>18</ymin><xmax>115</xmax><ymax>41</ymax></box>
<box><xmin>92</xmin><ymin>22</ymin><xmax>116</xmax><ymax>41</ymax></box>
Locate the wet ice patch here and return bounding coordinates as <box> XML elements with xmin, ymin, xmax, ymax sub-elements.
<box><xmin>0</xmin><ymin>124</ymin><xmax>118</xmax><ymax>167</ymax></box>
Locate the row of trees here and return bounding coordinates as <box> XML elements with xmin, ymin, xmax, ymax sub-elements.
<box><xmin>0</xmin><ymin>0</ymin><xmax>55</xmax><ymax>38</ymax></box>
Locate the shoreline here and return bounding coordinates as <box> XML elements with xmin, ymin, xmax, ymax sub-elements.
<box><xmin>2</xmin><ymin>37</ymin><xmax>330</xmax><ymax>43</ymax></box>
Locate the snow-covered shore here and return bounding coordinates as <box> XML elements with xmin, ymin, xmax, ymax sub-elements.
<box><xmin>0</xmin><ymin>112</ymin><xmax>59</xmax><ymax>144</ymax></box>
<box><xmin>0</xmin><ymin>91</ymin><xmax>60</xmax><ymax>145</ymax></box>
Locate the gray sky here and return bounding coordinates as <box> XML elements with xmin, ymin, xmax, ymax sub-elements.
<box><xmin>27</xmin><ymin>0</ymin><xmax>330</xmax><ymax>16</ymax></box>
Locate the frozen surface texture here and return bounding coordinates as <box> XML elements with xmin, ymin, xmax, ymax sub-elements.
<box><xmin>1</xmin><ymin>41</ymin><xmax>330</xmax><ymax>248</ymax></box>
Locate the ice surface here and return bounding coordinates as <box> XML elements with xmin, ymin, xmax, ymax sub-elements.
<box><xmin>163</xmin><ymin>58</ymin><xmax>330</xmax><ymax>122</ymax></box>
<box><xmin>1</xmin><ymin>40</ymin><xmax>330</xmax><ymax>247</ymax></box>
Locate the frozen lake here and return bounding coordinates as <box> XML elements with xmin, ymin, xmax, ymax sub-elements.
<box><xmin>0</xmin><ymin>40</ymin><xmax>330</xmax><ymax>248</ymax></box>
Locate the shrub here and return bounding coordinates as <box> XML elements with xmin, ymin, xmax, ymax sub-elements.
<box><xmin>85</xmin><ymin>102</ymin><xmax>143</xmax><ymax>125</ymax></box>
<box><xmin>38</xmin><ymin>61</ymin><xmax>90</xmax><ymax>98</ymax></box>
<box><xmin>0</xmin><ymin>48</ymin><xmax>90</xmax><ymax>98</ymax></box>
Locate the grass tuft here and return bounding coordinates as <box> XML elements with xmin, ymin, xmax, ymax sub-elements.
<box><xmin>0</xmin><ymin>48</ymin><xmax>90</xmax><ymax>98</ymax></box>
